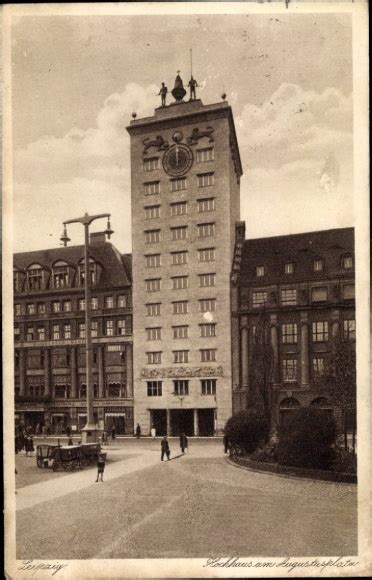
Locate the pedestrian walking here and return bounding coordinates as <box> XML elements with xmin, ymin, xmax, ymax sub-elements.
<box><xmin>111</xmin><ymin>424</ymin><xmax>116</xmax><ymax>440</ymax></box>
<box><xmin>161</xmin><ymin>436</ymin><xmax>170</xmax><ymax>461</ymax></box>
<box><xmin>47</xmin><ymin>425</ymin><xmax>51</xmax><ymax>436</ymax></box>
<box><xmin>223</xmin><ymin>433</ymin><xmax>230</xmax><ymax>454</ymax></box>
<box><xmin>136</xmin><ymin>423</ymin><xmax>141</xmax><ymax>439</ymax></box>
<box><xmin>151</xmin><ymin>426</ymin><xmax>156</xmax><ymax>440</ymax></box>
<box><xmin>95</xmin><ymin>453</ymin><xmax>106</xmax><ymax>482</ymax></box>
<box><xmin>67</xmin><ymin>436</ymin><xmax>74</xmax><ymax>446</ymax></box>
<box><xmin>179</xmin><ymin>432</ymin><xmax>188</xmax><ymax>454</ymax></box>
<box><xmin>29</xmin><ymin>436</ymin><xmax>35</xmax><ymax>456</ymax></box>
<box><xmin>66</xmin><ymin>426</ymin><xmax>71</xmax><ymax>437</ymax></box>
<box><xmin>25</xmin><ymin>436</ymin><xmax>30</xmax><ymax>457</ymax></box>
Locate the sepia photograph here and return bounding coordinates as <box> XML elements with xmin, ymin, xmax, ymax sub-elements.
<box><xmin>3</xmin><ymin>1</ymin><xmax>370</xmax><ymax>577</ymax></box>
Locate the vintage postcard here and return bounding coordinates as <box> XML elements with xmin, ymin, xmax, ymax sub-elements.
<box><xmin>3</xmin><ymin>1</ymin><xmax>370</xmax><ymax>578</ymax></box>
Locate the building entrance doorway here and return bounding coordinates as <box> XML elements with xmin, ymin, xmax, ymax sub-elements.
<box><xmin>23</xmin><ymin>411</ymin><xmax>45</xmax><ymax>433</ymax></box>
<box><xmin>198</xmin><ymin>409</ymin><xmax>215</xmax><ymax>436</ymax></box>
<box><xmin>150</xmin><ymin>410</ymin><xmax>167</xmax><ymax>436</ymax></box>
<box><xmin>170</xmin><ymin>409</ymin><xmax>193</xmax><ymax>436</ymax></box>
<box><xmin>105</xmin><ymin>414</ymin><xmax>125</xmax><ymax>435</ymax></box>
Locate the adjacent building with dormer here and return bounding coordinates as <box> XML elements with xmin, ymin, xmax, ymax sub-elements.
<box><xmin>13</xmin><ymin>232</ymin><xmax>134</xmax><ymax>435</ymax></box>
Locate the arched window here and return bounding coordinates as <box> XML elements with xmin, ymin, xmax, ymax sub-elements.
<box><xmin>279</xmin><ymin>397</ymin><xmax>300</xmax><ymax>426</ymax></box>
<box><xmin>27</xmin><ymin>263</ymin><xmax>47</xmax><ymax>291</ymax></box>
<box><xmin>310</xmin><ymin>397</ymin><xmax>331</xmax><ymax>408</ymax></box>
<box><xmin>54</xmin><ymin>383</ymin><xmax>70</xmax><ymax>399</ymax></box>
<box><xmin>107</xmin><ymin>382</ymin><xmax>122</xmax><ymax>398</ymax></box>
<box><xmin>52</xmin><ymin>260</ymin><xmax>73</xmax><ymax>289</ymax></box>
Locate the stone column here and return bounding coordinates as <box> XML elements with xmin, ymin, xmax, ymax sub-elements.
<box><xmin>331</xmin><ymin>309</ymin><xmax>340</xmax><ymax>338</ymax></box>
<box><xmin>19</xmin><ymin>349</ymin><xmax>26</xmax><ymax>396</ymax></box>
<box><xmin>241</xmin><ymin>316</ymin><xmax>249</xmax><ymax>388</ymax></box>
<box><xmin>44</xmin><ymin>348</ymin><xmax>50</xmax><ymax>397</ymax></box>
<box><xmin>193</xmin><ymin>409</ymin><xmax>199</xmax><ymax>436</ymax></box>
<box><xmin>270</xmin><ymin>314</ymin><xmax>279</xmax><ymax>384</ymax></box>
<box><xmin>166</xmin><ymin>409</ymin><xmax>171</xmax><ymax>436</ymax></box>
<box><xmin>98</xmin><ymin>345</ymin><xmax>105</xmax><ymax>398</ymax></box>
<box><xmin>70</xmin><ymin>347</ymin><xmax>77</xmax><ymax>399</ymax></box>
<box><xmin>125</xmin><ymin>343</ymin><xmax>133</xmax><ymax>398</ymax></box>
<box><xmin>300</xmin><ymin>312</ymin><xmax>310</xmax><ymax>387</ymax></box>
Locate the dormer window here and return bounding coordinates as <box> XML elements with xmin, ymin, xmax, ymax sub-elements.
<box><xmin>27</xmin><ymin>264</ymin><xmax>46</xmax><ymax>291</ymax></box>
<box><xmin>255</xmin><ymin>265</ymin><xmax>265</xmax><ymax>277</ymax></box>
<box><xmin>342</xmin><ymin>255</ymin><xmax>353</xmax><ymax>270</ymax></box>
<box><xmin>313</xmin><ymin>259</ymin><xmax>324</xmax><ymax>273</ymax></box>
<box><xmin>78</xmin><ymin>258</ymin><xmax>101</xmax><ymax>286</ymax></box>
<box><xmin>13</xmin><ymin>269</ymin><xmax>25</xmax><ymax>293</ymax></box>
<box><xmin>52</xmin><ymin>260</ymin><xmax>71</xmax><ymax>289</ymax></box>
<box><xmin>284</xmin><ymin>262</ymin><xmax>294</xmax><ymax>275</ymax></box>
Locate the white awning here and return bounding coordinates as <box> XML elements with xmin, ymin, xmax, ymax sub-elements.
<box><xmin>105</xmin><ymin>412</ymin><xmax>125</xmax><ymax>417</ymax></box>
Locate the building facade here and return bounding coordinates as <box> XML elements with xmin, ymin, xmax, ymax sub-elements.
<box><xmin>127</xmin><ymin>76</ymin><xmax>242</xmax><ymax>436</ymax></box>
<box><xmin>231</xmin><ymin>224</ymin><xmax>355</xmax><ymax>425</ymax></box>
<box><xmin>13</xmin><ymin>232</ymin><xmax>134</xmax><ymax>435</ymax></box>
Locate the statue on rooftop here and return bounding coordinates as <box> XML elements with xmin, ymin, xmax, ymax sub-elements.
<box><xmin>188</xmin><ymin>75</ymin><xmax>198</xmax><ymax>100</ymax></box>
<box><xmin>158</xmin><ymin>82</ymin><xmax>168</xmax><ymax>107</ymax></box>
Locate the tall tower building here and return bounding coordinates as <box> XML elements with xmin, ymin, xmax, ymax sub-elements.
<box><xmin>127</xmin><ymin>74</ymin><xmax>242</xmax><ymax>436</ymax></box>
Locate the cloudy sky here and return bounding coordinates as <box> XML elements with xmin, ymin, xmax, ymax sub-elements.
<box><xmin>11</xmin><ymin>10</ymin><xmax>353</xmax><ymax>253</ymax></box>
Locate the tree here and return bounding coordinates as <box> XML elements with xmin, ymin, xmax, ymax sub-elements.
<box><xmin>248</xmin><ymin>309</ymin><xmax>274</xmax><ymax>431</ymax></box>
<box><xmin>315</xmin><ymin>336</ymin><xmax>356</xmax><ymax>452</ymax></box>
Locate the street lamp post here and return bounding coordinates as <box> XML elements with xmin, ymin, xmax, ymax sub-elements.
<box><xmin>61</xmin><ymin>212</ymin><xmax>113</xmax><ymax>444</ymax></box>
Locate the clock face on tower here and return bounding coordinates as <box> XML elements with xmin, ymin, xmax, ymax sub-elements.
<box><xmin>162</xmin><ymin>143</ymin><xmax>194</xmax><ymax>177</ymax></box>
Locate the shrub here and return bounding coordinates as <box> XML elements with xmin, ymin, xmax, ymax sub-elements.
<box><xmin>250</xmin><ymin>441</ymin><xmax>277</xmax><ymax>463</ymax></box>
<box><xmin>277</xmin><ymin>408</ymin><xmax>337</xmax><ymax>470</ymax></box>
<box><xmin>225</xmin><ymin>409</ymin><xmax>270</xmax><ymax>455</ymax></box>
<box><xmin>332</xmin><ymin>448</ymin><xmax>357</xmax><ymax>474</ymax></box>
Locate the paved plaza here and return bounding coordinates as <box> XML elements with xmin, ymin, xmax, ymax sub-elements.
<box><xmin>16</xmin><ymin>438</ymin><xmax>357</xmax><ymax>559</ymax></box>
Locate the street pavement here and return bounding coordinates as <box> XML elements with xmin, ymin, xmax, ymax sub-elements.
<box><xmin>16</xmin><ymin>438</ymin><xmax>357</xmax><ymax>559</ymax></box>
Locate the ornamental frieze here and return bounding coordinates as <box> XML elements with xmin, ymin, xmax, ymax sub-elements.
<box><xmin>187</xmin><ymin>126</ymin><xmax>214</xmax><ymax>145</ymax></box>
<box><xmin>141</xmin><ymin>366</ymin><xmax>223</xmax><ymax>379</ymax></box>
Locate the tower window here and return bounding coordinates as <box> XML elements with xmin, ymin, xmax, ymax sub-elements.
<box><xmin>197</xmin><ymin>198</ymin><xmax>215</xmax><ymax>212</ymax></box>
<box><xmin>200</xmin><ymin>323</ymin><xmax>216</xmax><ymax>338</ymax></box>
<box><xmin>173</xmin><ymin>350</ymin><xmax>189</xmax><ymax>364</ymax></box>
<box><xmin>147</xmin><ymin>381</ymin><xmax>162</xmax><ymax>397</ymax></box>
<box><xmin>145</xmin><ymin>229</ymin><xmax>161</xmax><ymax>244</ymax></box>
<box><xmin>171</xmin><ymin>251</ymin><xmax>188</xmax><ymax>265</ymax></box>
<box><xmin>172</xmin><ymin>276</ymin><xmax>188</xmax><ymax>290</ymax></box>
<box><xmin>198</xmin><ymin>223</ymin><xmax>215</xmax><ymax>238</ymax></box>
<box><xmin>173</xmin><ymin>325</ymin><xmax>188</xmax><ymax>339</ymax></box>
<box><xmin>172</xmin><ymin>301</ymin><xmax>188</xmax><ymax>315</ymax></box>
<box><xmin>255</xmin><ymin>266</ymin><xmax>265</xmax><ymax>277</ymax></box>
<box><xmin>170</xmin><ymin>201</ymin><xmax>187</xmax><ymax>216</ymax></box>
<box><xmin>201</xmin><ymin>378</ymin><xmax>216</xmax><ymax>395</ymax></box>
<box><xmin>147</xmin><ymin>352</ymin><xmax>162</xmax><ymax>365</ymax></box>
<box><xmin>144</xmin><ymin>181</ymin><xmax>160</xmax><ymax>195</ymax></box>
<box><xmin>199</xmin><ymin>298</ymin><xmax>216</xmax><ymax>312</ymax></box>
<box><xmin>199</xmin><ymin>273</ymin><xmax>216</xmax><ymax>288</ymax></box>
<box><xmin>143</xmin><ymin>157</ymin><xmax>159</xmax><ymax>171</ymax></box>
<box><xmin>197</xmin><ymin>173</ymin><xmax>214</xmax><ymax>187</ymax></box>
<box><xmin>145</xmin><ymin>278</ymin><xmax>161</xmax><ymax>292</ymax></box>
<box><xmin>171</xmin><ymin>177</ymin><xmax>187</xmax><ymax>192</ymax></box>
<box><xmin>198</xmin><ymin>248</ymin><xmax>215</xmax><ymax>262</ymax></box>
<box><xmin>145</xmin><ymin>254</ymin><xmax>161</xmax><ymax>268</ymax></box>
<box><xmin>145</xmin><ymin>205</ymin><xmax>161</xmax><ymax>220</ymax></box>
<box><xmin>146</xmin><ymin>303</ymin><xmax>161</xmax><ymax>316</ymax></box>
<box><xmin>196</xmin><ymin>148</ymin><xmax>214</xmax><ymax>163</ymax></box>
<box><xmin>146</xmin><ymin>327</ymin><xmax>162</xmax><ymax>341</ymax></box>
<box><xmin>91</xmin><ymin>321</ymin><xmax>98</xmax><ymax>338</ymax></box>
<box><xmin>173</xmin><ymin>380</ymin><xmax>189</xmax><ymax>395</ymax></box>
<box><xmin>200</xmin><ymin>349</ymin><xmax>216</xmax><ymax>362</ymax></box>
<box><xmin>171</xmin><ymin>226</ymin><xmax>187</xmax><ymax>241</ymax></box>
<box><xmin>27</xmin><ymin>303</ymin><xmax>36</xmax><ymax>315</ymax></box>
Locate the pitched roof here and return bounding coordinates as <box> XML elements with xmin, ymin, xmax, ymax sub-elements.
<box><xmin>240</xmin><ymin>227</ymin><xmax>354</xmax><ymax>286</ymax></box>
<box><xmin>13</xmin><ymin>243</ymin><xmax>132</xmax><ymax>288</ymax></box>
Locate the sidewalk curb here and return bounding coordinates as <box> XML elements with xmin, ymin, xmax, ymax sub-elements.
<box><xmin>226</xmin><ymin>456</ymin><xmax>357</xmax><ymax>485</ymax></box>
